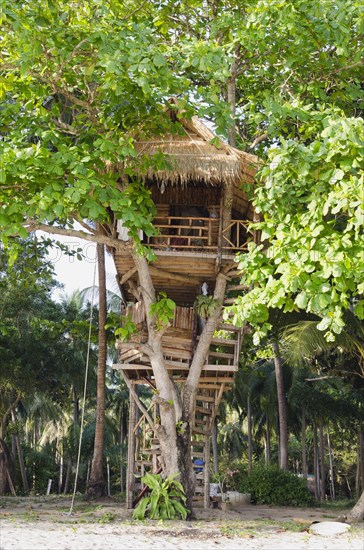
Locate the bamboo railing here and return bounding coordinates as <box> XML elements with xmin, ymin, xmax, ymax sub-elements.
<box><xmin>146</xmin><ymin>216</ymin><xmax>252</xmax><ymax>253</ymax></box>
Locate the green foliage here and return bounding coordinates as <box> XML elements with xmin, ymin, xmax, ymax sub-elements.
<box><xmin>149</xmin><ymin>292</ymin><xmax>176</xmax><ymax>331</ymax></box>
<box><xmin>133</xmin><ymin>473</ymin><xmax>189</xmax><ymax>520</ymax></box>
<box><xmin>25</xmin><ymin>445</ymin><xmax>59</xmax><ymax>493</ymax></box>
<box><xmin>195</xmin><ymin>295</ymin><xmax>219</xmax><ymax>320</ymax></box>
<box><xmin>240</xmin><ymin>465</ymin><xmax>314</xmax><ymax>507</ymax></box>
<box><xmin>227</xmin><ymin>112</ymin><xmax>364</xmax><ymax>342</ymax></box>
<box><xmin>0</xmin><ymin>239</ymin><xmax>75</xmax><ymax>409</ymax></box>
<box><xmin>216</xmin><ymin>460</ymin><xmax>248</xmax><ymax>492</ymax></box>
<box><xmin>113</xmin><ymin>315</ymin><xmax>137</xmax><ymax>342</ymax></box>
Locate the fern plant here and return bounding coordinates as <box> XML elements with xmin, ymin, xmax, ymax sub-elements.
<box><xmin>133</xmin><ymin>473</ymin><xmax>189</xmax><ymax>520</ymax></box>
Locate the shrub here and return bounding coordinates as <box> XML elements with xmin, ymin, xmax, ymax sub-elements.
<box><xmin>240</xmin><ymin>465</ymin><xmax>314</xmax><ymax>506</ymax></box>
<box><xmin>212</xmin><ymin>459</ymin><xmax>248</xmax><ymax>492</ymax></box>
<box><xmin>133</xmin><ymin>473</ymin><xmax>189</xmax><ymax>520</ymax></box>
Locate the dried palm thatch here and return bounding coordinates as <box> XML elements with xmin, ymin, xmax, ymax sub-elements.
<box><xmin>133</xmin><ymin>115</ymin><xmax>259</xmax><ymax>187</ymax></box>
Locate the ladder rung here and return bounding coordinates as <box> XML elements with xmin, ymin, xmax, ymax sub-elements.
<box><xmin>191</xmin><ymin>440</ymin><xmax>206</xmax><ymax>446</ymax></box>
<box><xmin>194</xmin><ymin>419</ymin><xmax>208</xmax><ymax>426</ymax></box>
<box><xmin>208</xmin><ymin>351</ymin><xmax>235</xmax><ymax>359</ymax></box>
<box><xmin>217</xmin><ymin>324</ymin><xmax>242</xmax><ymax>332</ymax></box>
<box><xmin>195</xmin><ymin>395</ymin><xmax>215</xmax><ymax>402</ymax></box>
<box><xmin>195</xmin><ymin>406</ymin><xmax>212</xmax><ymax>415</ymax></box>
<box><xmin>210</xmin><ymin>338</ymin><xmax>236</xmax><ymax>345</ymax></box>
<box><xmin>227</xmin><ymin>270</ymin><xmax>242</xmax><ymax>277</ymax></box>
<box><xmin>227</xmin><ymin>284</ymin><xmax>247</xmax><ymax>291</ymax></box>
<box><xmin>193</xmin><ymin>427</ymin><xmax>209</xmax><ymax>436</ymax></box>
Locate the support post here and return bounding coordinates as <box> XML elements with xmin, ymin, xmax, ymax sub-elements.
<box><xmin>126</xmin><ymin>382</ymin><xmax>136</xmax><ymax>509</ymax></box>
<box><xmin>203</xmin><ymin>434</ymin><xmax>211</xmax><ymax>509</ymax></box>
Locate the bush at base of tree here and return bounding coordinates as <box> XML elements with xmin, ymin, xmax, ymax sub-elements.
<box><xmin>240</xmin><ymin>465</ymin><xmax>314</xmax><ymax>507</ymax></box>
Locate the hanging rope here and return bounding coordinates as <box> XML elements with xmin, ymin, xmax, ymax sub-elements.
<box><xmin>68</xmin><ymin>260</ymin><xmax>97</xmax><ymax>516</ymax></box>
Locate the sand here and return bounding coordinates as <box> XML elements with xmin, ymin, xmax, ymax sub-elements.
<box><xmin>0</xmin><ymin>496</ymin><xmax>363</xmax><ymax>550</ymax></box>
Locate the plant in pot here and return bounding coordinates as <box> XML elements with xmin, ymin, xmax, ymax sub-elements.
<box><xmin>211</xmin><ymin>471</ymin><xmax>234</xmax><ymax>510</ymax></box>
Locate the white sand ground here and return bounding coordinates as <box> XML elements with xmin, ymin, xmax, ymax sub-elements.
<box><xmin>0</xmin><ymin>497</ymin><xmax>363</xmax><ymax>550</ymax></box>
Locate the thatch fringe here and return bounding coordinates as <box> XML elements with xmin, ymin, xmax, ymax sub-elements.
<box><xmin>132</xmin><ymin>114</ymin><xmax>259</xmax><ymax>187</ymax></box>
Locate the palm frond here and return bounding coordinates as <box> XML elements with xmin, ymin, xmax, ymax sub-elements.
<box><xmin>282</xmin><ymin>320</ymin><xmax>364</xmax><ymax>367</ymax></box>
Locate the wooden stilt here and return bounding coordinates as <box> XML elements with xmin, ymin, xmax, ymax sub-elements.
<box><xmin>126</xmin><ymin>382</ymin><xmax>136</xmax><ymax>509</ymax></box>
<box><xmin>203</xmin><ymin>434</ymin><xmax>211</xmax><ymax>509</ymax></box>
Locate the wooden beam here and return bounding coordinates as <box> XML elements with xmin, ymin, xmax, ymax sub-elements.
<box><xmin>176</xmin><ymin>377</ymin><xmax>235</xmax><ymax>384</ymax></box>
<box><xmin>204</xmin><ymin>435</ymin><xmax>211</xmax><ymax>509</ymax></box>
<box><xmin>126</xmin><ymin>384</ymin><xmax>136</xmax><ymax>510</ymax></box>
<box><xmin>120</xmin><ymin>266</ymin><xmax>137</xmax><ymax>286</ymax></box>
<box><xmin>119</xmin><ymin>370</ymin><xmax>155</xmax><ymax>431</ymax></box>
<box><xmin>149</xmin><ymin>265</ymin><xmax>202</xmax><ymax>285</ymax></box>
<box><xmin>113</xmin><ymin>363</ymin><xmax>238</xmax><ymax>373</ymax></box>
<box><xmin>211</xmin><ymin>384</ymin><xmax>225</xmax><ymax>425</ymax></box>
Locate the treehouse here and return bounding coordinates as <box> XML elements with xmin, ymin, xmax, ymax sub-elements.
<box><xmin>112</xmin><ymin>106</ymin><xmax>259</xmax><ymax>508</ymax></box>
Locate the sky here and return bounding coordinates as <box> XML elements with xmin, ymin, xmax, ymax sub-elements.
<box><xmin>38</xmin><ymin>231</ymin><xmax>118</xmax><ymax>300</ymax></box>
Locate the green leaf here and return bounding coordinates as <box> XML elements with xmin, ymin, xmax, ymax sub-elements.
<box><xmin>354</xmin><ymin>300</ymin><xmax>364</xmax><ymax>320</ymax></box>
<box><xmin>294</xmin><ymin>291</ymin><xmax>308</xmax><ymax>309</ymax></box>
<box><xmin>153</xmin><ymin>53</ymin><xmax>165</xmax><ymax>67</ymax></box>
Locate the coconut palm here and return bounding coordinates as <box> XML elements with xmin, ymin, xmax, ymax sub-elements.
<box><xmin>282</xmin><ymin>316</ymin><xmax>364</xmax><ymax>516</ymax></box>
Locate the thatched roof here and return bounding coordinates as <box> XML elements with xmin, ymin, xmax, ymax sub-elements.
<box><xmin>133</xmin><ymin>113</ymin><xmax>259</xmax><ymax>187</ymax></box>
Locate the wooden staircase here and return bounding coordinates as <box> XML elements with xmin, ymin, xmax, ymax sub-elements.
<box><xmin>115</xmin><ymin>288</ymin><xmax>245</xmax><ymax>508</ymax></box>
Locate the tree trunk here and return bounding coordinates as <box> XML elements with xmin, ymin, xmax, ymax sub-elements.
<box><xmin>11</xmin><ymin>411</ymin><xmax>29</xmax><ymax>494</ymax></box>
<box><xmin>58</xmin><ymin>451</ymin><xmax>63</xmax><ymax>494</ymax></box>
<box><xmin>11</xmin><ymin>435</ymin><xmax>16</xmax><ymax>460</ymax></box>
<box><xmin>0</xmin><ymin>439</ymin><xmax>16</xmax><ymax>496</ymax></box>
<box><xmin>271</xmin><ymin>340</ymin><xmax>288</xmax><ymax>470</ymax></box>
<box><xmin>63</xmin><ymin>457</ymin><xmax>72</xmax><ymax>494</ymax></box>
<box><xmin>0</xmin><ymin>393</ymin><xmax>21</xmax><ymax>441</ymax></box>
<box><xmin>72</xmin><ymin>385</ymin><xmax>79</xmax><ymax>426</ymax></box>
<box><xmin>133</xmin><ymin>249</ymin><xmax>228</xmax><ymax>515</ymax></box>
<box><xmin>301</xmin><ymin>407</ymin><xmax>307</xmax><ymax>478</ymax></box>
<box><xmin>87</xmin><ymin>243</ymin><xmax>107</xmax><ymax>498</ymax></box>
<box><xmin>247</xmin><ymin>394</ymin><xmax>253</xmax><ymax>475</ymax></box>
<box><xmin>346</xmin><ymin>489</ymin><xmax>364</xmax><ymax>523</ymax></box>
<box><xmin>264</xmin><ymin>414</ymin><xmax>271</xmax><ymax>466</ymax></box>
<box><xmin>355</xmin><ymin>425</ymin><xmax>364</xmax><ymax>497</ymax></box>
<box><xmin>313</xmin><ymin>421</ymin><xmax>320</xmax><ymax>500</ymax></box>
<box><xmin>227</xmin><ymin>52</ymin><xmax>238</xmax><ymax>147</ymax></box>
<box><xmin>327</xmin><ymin>431</ymin><xmax>335</xmax><ymax>500</ymax></box>
<box><xmin>319</xmin><ymin>418</ymin><xmax>325</xmax><ymax>502</ymax></box>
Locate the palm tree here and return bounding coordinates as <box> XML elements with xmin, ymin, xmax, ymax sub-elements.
<box><xmin>87</xmin><ymin>243</ymin><xmax>107</xmax><ymax>497</ymax></box>
<box><xmin>282</xmin><ymin>316</ymin><xmax>364</xmax><ymax>518</ymax></box>
<box><xmin>271</xmin><ymin>339</ymin><xmax>289</xmax><ymax>470</ymax></box>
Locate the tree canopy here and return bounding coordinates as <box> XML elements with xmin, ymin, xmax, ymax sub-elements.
<box><xmin>1</xmin><ymin>0</ymin><xmax>363</xmax><ymax>340</ymax></box>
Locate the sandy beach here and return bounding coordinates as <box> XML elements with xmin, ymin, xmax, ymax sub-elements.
<box><xmin>0</xmin><ymin>496</ymin><xmax>363</xmax><ymax>550</ymax></box>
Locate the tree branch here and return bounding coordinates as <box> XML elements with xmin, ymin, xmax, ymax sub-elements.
<box><xmin>52</xmin><ymin>118</ymin><xmax>80</xmax><ymax>135</ymax></box>
<box><xmin>1</xmin><ymin>392</ymin><xmax>22</xmax><ymax>439</ymax></box>
<box><xmin>121</xmin><ymin>0</ymin><xmax>149</xmax><ymax>20</ymax></box>
<box><xmin>185</xmin><ymin>272</ymin><xmax>227</xmax><ymax>392</ymax></box>
<box><xmin>116</xmin><ymin>341</ymin><xmax>152</xmax><ymax>356</ymax></box>
<box><xmin>54</xmin><ymin>38</ymin><xmax>90</xmax><ymax>81</ymax></box>
<box><xmin>24</xmin><ymin>220</ymin><xmax>130</xmax><ymax>251</ymax></box>
<box><xmin>250</xmin><ymin>132</ymin><xmax>268</xmax><ymax>149</ymax></box>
